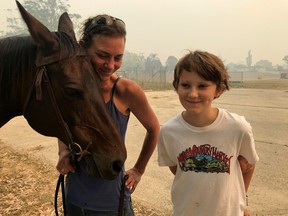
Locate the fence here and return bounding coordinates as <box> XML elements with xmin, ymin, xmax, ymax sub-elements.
<box><xmin>117</xmin><ymin>70</ymin><xmax>285</xmax><ymax>90</ymax></box>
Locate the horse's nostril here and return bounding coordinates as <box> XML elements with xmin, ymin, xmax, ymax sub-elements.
<box><xmin>112</xmin><ymin>160</ymin><xmax>123</xmax><ymax>173</ymax></box>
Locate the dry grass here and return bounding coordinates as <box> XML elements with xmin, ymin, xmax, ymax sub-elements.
<box><xmin>0</xmin><ymin>144</ymin><xmax>58</xmax><ymax>215</ymax></box>
<box><xmin>0</xmin><ymin>144</ymin><xmax>161</xmax><ymax>216</ymax></box>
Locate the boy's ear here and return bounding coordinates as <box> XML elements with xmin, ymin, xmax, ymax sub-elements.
<box><xmin>214</xmin><ymin>87</ymin><xmax>223</xmax><ymax>99</ymax></box>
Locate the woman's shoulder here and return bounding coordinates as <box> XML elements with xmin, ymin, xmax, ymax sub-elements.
<box><xmin>117</xmin><ymin>77</ymin><xmax>144</xmax><ymax>96</ymax></box>
<box><xmin>118</xmin><ymin>77</ymin><xmax>139</xmax><ymax>87</ymax></box>
<box><xmin>113</xmin><ymin>77</ymin><xmax>149</xmax><ymax>112</ymax></box>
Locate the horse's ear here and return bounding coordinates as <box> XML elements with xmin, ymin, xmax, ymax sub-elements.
<box><xmin>16</xmin><ymin>0</ymin><xmax>58</xmax><ymax>49</ymax></box>
<box><xmin>58</xmin><ymin>12</ymin><xmax>77</xmax><ymax>41</ymax></box>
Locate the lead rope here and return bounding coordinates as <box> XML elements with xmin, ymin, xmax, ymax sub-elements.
<box><xmin>118</xmin><ymin>175</ymin><xmax>128</xmax><ymax>216</ymax></box>
<box><xmin>55</xmin><ymin>174</ymin><xmax>66</xmax><ymax>216</ymax></box>
<box><xmin>55</xmin><ymin>175</ymin><xmax>128</xmax><ymax>216</ymax></box>
<box><xmin>38</xmin><ymin>68</ymin><xmax>75</xmax><ymax>216</ymax></box>
<box><xmin>22</xmin><ymin>66</ymin><xmax>69</xmax><ymax>216</ymax></box>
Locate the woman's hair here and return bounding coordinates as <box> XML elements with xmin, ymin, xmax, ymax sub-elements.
<box><xmin>80</xmin><ymin>14</ymin><xmax>126</xmax><ymax>47</ymax></box>
<box><xmin>173</xmin><ymin>50</ymin><xmax>230</xmax><ymax>92</ymax></box>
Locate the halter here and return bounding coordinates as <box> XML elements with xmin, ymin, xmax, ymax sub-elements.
<box><xmin>22</xmin><ymin>45</ymin><xmax>89</xmax><ymax>158</ymax></box>
<box><xmin>22</xmin><ymin>42</ymin><xmax>91</xmax><ymax>215</ymax></box>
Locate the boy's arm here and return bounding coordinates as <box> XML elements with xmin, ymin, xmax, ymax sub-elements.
<box><xmin>238</xmin><ymin>155</ymin><xmax>256</xmax><ymax>192</ymax></box>
<box><xmin>238</xmin><ymin>155</ymin><xmax>256</xmax><ymax>216</ymax></box>
<box><xmin>169</xmin><ymin>166</ymin><xmax>177</xmax><ymax>175</ymax></box>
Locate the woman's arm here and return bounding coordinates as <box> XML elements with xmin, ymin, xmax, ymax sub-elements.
<box><xmin>122</xmin><ymin>80</ymin><xmax>160</xmax><ymax>193</ymax></box>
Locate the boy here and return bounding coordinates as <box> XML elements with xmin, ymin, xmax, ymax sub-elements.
<box><xmin>158</xmin><ymin>50</ymin><xmax>259</xmax><ymax>216</ymax></box>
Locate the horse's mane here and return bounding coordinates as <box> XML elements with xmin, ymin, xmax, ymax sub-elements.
<box><xmin>0</xmin><ymin>35</ymin><xmax>36</xmax><ymax>95</ymax></box>
<box><xmin>55</xmin><ymin>32</ymin><xmax>84</xmax><ymax>63</ymax></box>
<box><xmin>0</xmin><ymin>32</ymin><xmax>83</xmax><ymax>97</ymax></box>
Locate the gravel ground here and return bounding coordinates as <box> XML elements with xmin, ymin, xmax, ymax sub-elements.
<box><xmin>1</xmin><ymin>79</ymin><xmax>288</xmax><ymax>215</ymax></box>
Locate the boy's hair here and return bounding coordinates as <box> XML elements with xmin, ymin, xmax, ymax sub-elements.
<box><xmin>80</xmin><ymin>14</ymin><xmax>126</xmax><ymax>47</ymax></box>
<box><xmin>173</xmin><ymin>50</ymin><xmax>230</xmax><ymax>92</ymax></box>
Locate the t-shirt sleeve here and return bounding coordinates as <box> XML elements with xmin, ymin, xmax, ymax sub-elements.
<box><xmin>239</xmin><ymin>119</ymin><xmax>259</xmax><ymax>164</ymax></box>
<box><xmin>157</xmin><ymin>129</ymin><xmax>177</xmax><ymax>167</ymax></box>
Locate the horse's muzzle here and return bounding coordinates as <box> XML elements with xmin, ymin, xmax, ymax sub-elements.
<box><xmin>84</xmin><ymin>154</ymin><xmax>123</xmax><ymax>180</ymax></box>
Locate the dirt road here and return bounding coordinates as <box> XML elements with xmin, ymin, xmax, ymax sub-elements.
<box><xmin>1</xmin><ymin>87</ymin><xmax>288</xmax><ymax>215</ymax></box>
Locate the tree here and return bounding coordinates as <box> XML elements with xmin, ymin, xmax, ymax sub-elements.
<box><xmin>3</xmin><ymin>0</ymin><xmax>81</xmax><ymax>37</ymax></box>
<box><xmin>226</xmin><ymin>63</ymin><xmax>247</xmax><ymax>72</ymax></box>
<box><xmin>246</xmin><ymin>50</ymin><xmax>252</xmax><ymax>68</ymax></box>
<box><xmin>282</xmin><ymin>55</ymin><xmax>288</xmax><ymax>64</ymax></box>
<box><xmin>120</xmin><ymin>50</ymin><xmax>145</xmax><ymax>73</ymax></box>
<box><xmin>255</xmin><ymin>60</ymin><xmax>273</xmax><ymax>71</ymax></box>
<box><xmin>144</xmin><ymin>53</ymin><xmax>162</xmax><ymax>73</ymax></box>
<box><xmin>3</xmin><ymin>8</ymin><xmax>27</xmax><ymax>37</ymax></box>
<box><xmin>165</xmin><ymin>55</ymin><xmax>178</xmax><ymax>72</ymax></box>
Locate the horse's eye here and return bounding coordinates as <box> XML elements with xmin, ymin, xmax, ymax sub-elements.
<box><xmin>64</xmin><ymin>87</ymin><xmax>82</xmax><ymax>99</ymax></box>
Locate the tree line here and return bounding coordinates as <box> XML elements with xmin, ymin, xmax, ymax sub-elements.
<box><xmin>1</xmin><ymin>0</ymin><xmax>179</xmax><ymax>75</ymax></box>
<box><xmin>1</xmin><ymin>0</ymin><xmax>287</xmax><ymax>74</ymax></box>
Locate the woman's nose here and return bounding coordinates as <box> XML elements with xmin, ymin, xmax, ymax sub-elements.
<box><xmin>105</xmin><ymin>58</ymin><xmax>115</xmax><ymax>70</ymax></box>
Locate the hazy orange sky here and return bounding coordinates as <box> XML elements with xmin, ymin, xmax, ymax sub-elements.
<box><xmin>1</xmin><ymin>0</ymin><xmax>287</xmax><ymax>65</ymax></box>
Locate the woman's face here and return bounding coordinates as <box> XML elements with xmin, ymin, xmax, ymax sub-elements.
<box><xmin>86</xmin><ymin>35</ymin><xmax>125</xmax><ymax>80</ymax></box>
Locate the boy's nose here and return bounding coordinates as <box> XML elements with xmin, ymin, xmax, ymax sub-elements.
<box><xmin>188</xmin><ymin>88</ymin><xmax>198</xmax><ymax>98</ymax></box>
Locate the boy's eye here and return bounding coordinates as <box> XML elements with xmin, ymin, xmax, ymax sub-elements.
<box><xmin>199</xmin><ymin>84</ymin><xmax>208</xmax><ymax>88</ymax></box>
<box><xmin>180</xmin><ymin>83</ymin><xmax>190</xmax><ymax>88</ymax></box>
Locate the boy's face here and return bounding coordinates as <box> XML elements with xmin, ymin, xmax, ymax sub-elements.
<box><xmin>177</xmin><ymin>70</ymin><xmax>221</xmax><ymax>115</ymax></box>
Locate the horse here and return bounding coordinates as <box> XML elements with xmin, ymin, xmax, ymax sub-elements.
<box><xmin>0</xmin><ymin>1</ymin><xmax>126</xmax><ymax>180</ymax></box>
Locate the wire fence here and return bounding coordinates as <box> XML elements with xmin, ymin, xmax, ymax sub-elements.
<box><xmin>116</xmin><ymin>70</ymin><xmax>287</xmax><ymax>90</ymax></box>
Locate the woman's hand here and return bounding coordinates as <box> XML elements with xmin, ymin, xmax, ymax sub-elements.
<box><xmin>56</xmin><ymin>149</ymin><xmax>76</xmax><ymax>175</ymax></box>
<box><xmin>124</xmin><ymin>167</ymin><xmax>143</xmax><ymax>193</ymax></box>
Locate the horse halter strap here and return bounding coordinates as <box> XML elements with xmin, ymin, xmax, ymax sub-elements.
<box><xmin>40</xmin><ymin>66</ymin><xmax>75</xmax><ymax>149</ymax></box>
<box><xmin>23</xmin><ymin>65</ymin><xmax>90</xmax><ymax>159</ymax></box>
<box><xmin>45</xmin><ymin>66</ymin><xmax>92</xmax><ymax>158</ymax></box>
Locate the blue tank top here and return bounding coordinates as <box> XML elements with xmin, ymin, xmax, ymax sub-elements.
<box><xmin>66</xmin><ymin>77</ymin><xmax>131</xmax><ymax>211</ymax></box>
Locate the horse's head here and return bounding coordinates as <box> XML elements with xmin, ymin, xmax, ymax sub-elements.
<box><xmin>16</xmin><ymin>0</ymin><xmax>126</xmax><ymax>179</ymax></box>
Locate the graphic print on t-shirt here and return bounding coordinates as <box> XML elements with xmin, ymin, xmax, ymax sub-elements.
<box><xmin>177</xmin><ymin>144</ymin><xmax>233</xmax><ymax>174</ymax></box>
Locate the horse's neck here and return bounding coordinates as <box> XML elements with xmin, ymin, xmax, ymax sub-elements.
<box><xmin>0</xmin><ymin>37</ymin><xmax>37</xmax><ymax>125</ymax></box>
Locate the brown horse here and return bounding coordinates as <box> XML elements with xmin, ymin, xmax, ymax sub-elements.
<box><xmin>0</xmin><ymin>1</ymin><xmax>126</xmax><ymax>180</ymax></box>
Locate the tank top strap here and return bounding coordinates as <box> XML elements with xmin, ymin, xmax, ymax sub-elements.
<box><xmin>111</xmin><ymin>77</ymin><xmax>121</xmax><ymax>98</ymax></box>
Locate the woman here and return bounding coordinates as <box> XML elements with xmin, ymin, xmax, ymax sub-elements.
<box><xmin>57</xmin><ymin>15</ymin><xmax>160</xmax><ymax>215</ymax></box>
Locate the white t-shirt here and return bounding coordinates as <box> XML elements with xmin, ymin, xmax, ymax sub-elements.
<box><xmin>158</xmin><ymin>108</ymin><xmax>259</xmax><ymax>216</ymax></box>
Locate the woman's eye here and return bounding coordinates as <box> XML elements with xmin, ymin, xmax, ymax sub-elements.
<box><xmin>115</xmin><ymin>56</ymin><xmax>123</xmax><ymax>62</ymax></box>
<box><xmin>64</xmin><ymin>88</ymin><xmax>82</xmax><ymax>99</ymax></box>
<box><xmin>95</xmin><ymin>52</ymin><xmax>108</xmax><ymax>59</ymax></box>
